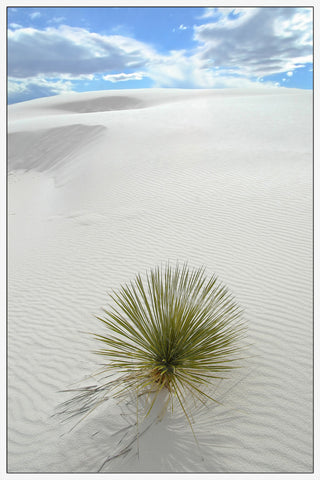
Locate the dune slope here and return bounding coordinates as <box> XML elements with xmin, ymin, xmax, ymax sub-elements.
<box><xmin>8</xmin><ymin>88</ymin><xmax>313</xmax><ymax>473</ymax></box>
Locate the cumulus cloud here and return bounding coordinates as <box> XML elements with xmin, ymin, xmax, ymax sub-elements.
<box><xmin>147</xmin><ymin>50</ymin><xmax>270</xmax><ymax>90</ymax></box>
<box><xmin>194</xmin><ymin>7</ymin><xmax>312</xmax><ymax>78</ymax></box>
<box><xmin>103</xmin><ymin>71</ymin><xmax>147</xmax><ymax>82</ymax></box>
<box><xmin>8</xmin><ymin>25</ymin><xmax>155</xmax><ymax>79</ymax></box>
<box><xmin>7</xmin><ymin>8</ymin><xmax>313</xmax><ymax>103</ymax></box>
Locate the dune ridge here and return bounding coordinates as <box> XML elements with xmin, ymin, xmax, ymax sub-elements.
<box><xmin>8</xmin><ymin>88</ymin><xmax>313</xmax><ymax>473</ymax></box>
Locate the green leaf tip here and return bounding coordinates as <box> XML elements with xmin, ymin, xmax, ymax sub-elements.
<box><xmin>55</xmin><ymin>262</ymin><xmax>247</xmax><ymax>440</ymax></box>
<box><xmin>96</xmin><ymin>262</ymin><xmax>246</xmax><ymax>415</ymax></box>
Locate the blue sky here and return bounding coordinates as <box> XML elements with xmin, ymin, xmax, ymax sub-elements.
<box><xmin>7</xmin><ymin>7</ymin><xmax>313</xmax><ymax>104</ymax></box>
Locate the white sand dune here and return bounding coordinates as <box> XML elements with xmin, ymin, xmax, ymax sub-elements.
<box><xmin>8</xmin><ymin>88</ymin><xmax>313</xmax><ymax>473</ymax></box>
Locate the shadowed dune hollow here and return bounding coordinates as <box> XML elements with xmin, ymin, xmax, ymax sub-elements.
<box><xmin>8</xmin><ymin>124</ymin><xmax>107</xmax><ymax>172</ymax></box>
<box><xmin>54</xmin><ymin>95</ymin><xmax>144</xmax><ymax>113</ymax></box>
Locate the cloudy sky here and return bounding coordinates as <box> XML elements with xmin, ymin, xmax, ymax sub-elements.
<box><xmin>7</xmin><ymin>6</ymin><xmax>313</xmax><ymax>104</ymax></box>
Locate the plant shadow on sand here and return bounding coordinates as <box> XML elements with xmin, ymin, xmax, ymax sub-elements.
<box><xmin>54</xmin><ymin>263</ymin><xmax>249</xmax><ymax>472</ymax></box>
<box><xmin>55</xmin><ymin>364</ymin><xmax>251</xmax><ymax>473</ymax></box>
<box><xmin>101</xmin><ymin>376</ymin><xmax>249</xmax><ymax>473</ymax></box>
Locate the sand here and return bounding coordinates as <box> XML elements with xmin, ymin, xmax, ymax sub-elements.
<box><xmin>7</xmin><ymin>88</ymin><xmax>313</xmax><ymax>474</ymax></box>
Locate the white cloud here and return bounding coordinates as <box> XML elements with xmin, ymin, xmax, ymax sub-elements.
<box><xmin>103</xmin><ymin>72</ymin><xmax>147</xmax><ymax>82</ymax></box>
<box><xmin>7</xmin><ymin>8</ymin><xmax>312</xmax><ymax>103</ymax></box>
<box><xmin>8</xmin><ymin>77</ymin><xmax>74</xmax><ymax>104</ymax></box>
<box><xmin>194</xmin><ymin>7</ymin><xmax>312</xmax><ymax>78</ymax></box>
<box><xmin>30</xmin><ymin>12</ymin><xmax>41</xmax><ymax>20</ymax></box>
<box><xmin>48</xmin><ymin>17</ymin><xmax>66</xmax><ymax>24</ymax></box>
<box><xmin>9</xmin><ymin>23</ymin><xmax>22</xmax><ymax>30</ymax></box>
<box><xmin>198</xmin><ymin>7</ymin><xmax>256</xmax><ymax>23</ymax></box>
<box><xmin>147</xmin><ymin>50</ymin><xmax>274</xmax><ymax>90</ymax></box>
<box><xmin>198</xmin><ymin>8</ymin><xmax>218</xmax><ymax>19</ymax></box>
<box><xmin>8</xmin><ymin>25</ymin><xmax>155</xmax><ymax>79</ymax></box>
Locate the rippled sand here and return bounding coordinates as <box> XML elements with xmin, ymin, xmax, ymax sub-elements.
<box><xmin>8</xmin><ymin>88</ymin><xmax>313</xmax><ymax>473</ymax></box>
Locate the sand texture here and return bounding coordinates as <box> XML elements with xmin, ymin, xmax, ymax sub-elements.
<box><xmin>8</xmin><ymin>88</ymin><xmax>313</xmax><ymax>473</ymax></box>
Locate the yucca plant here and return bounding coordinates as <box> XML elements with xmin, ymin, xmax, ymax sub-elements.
<box><xmin>57</xmin><ymin>263</ymin><xmax>246</xmax><ymax>441</ymax></box>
